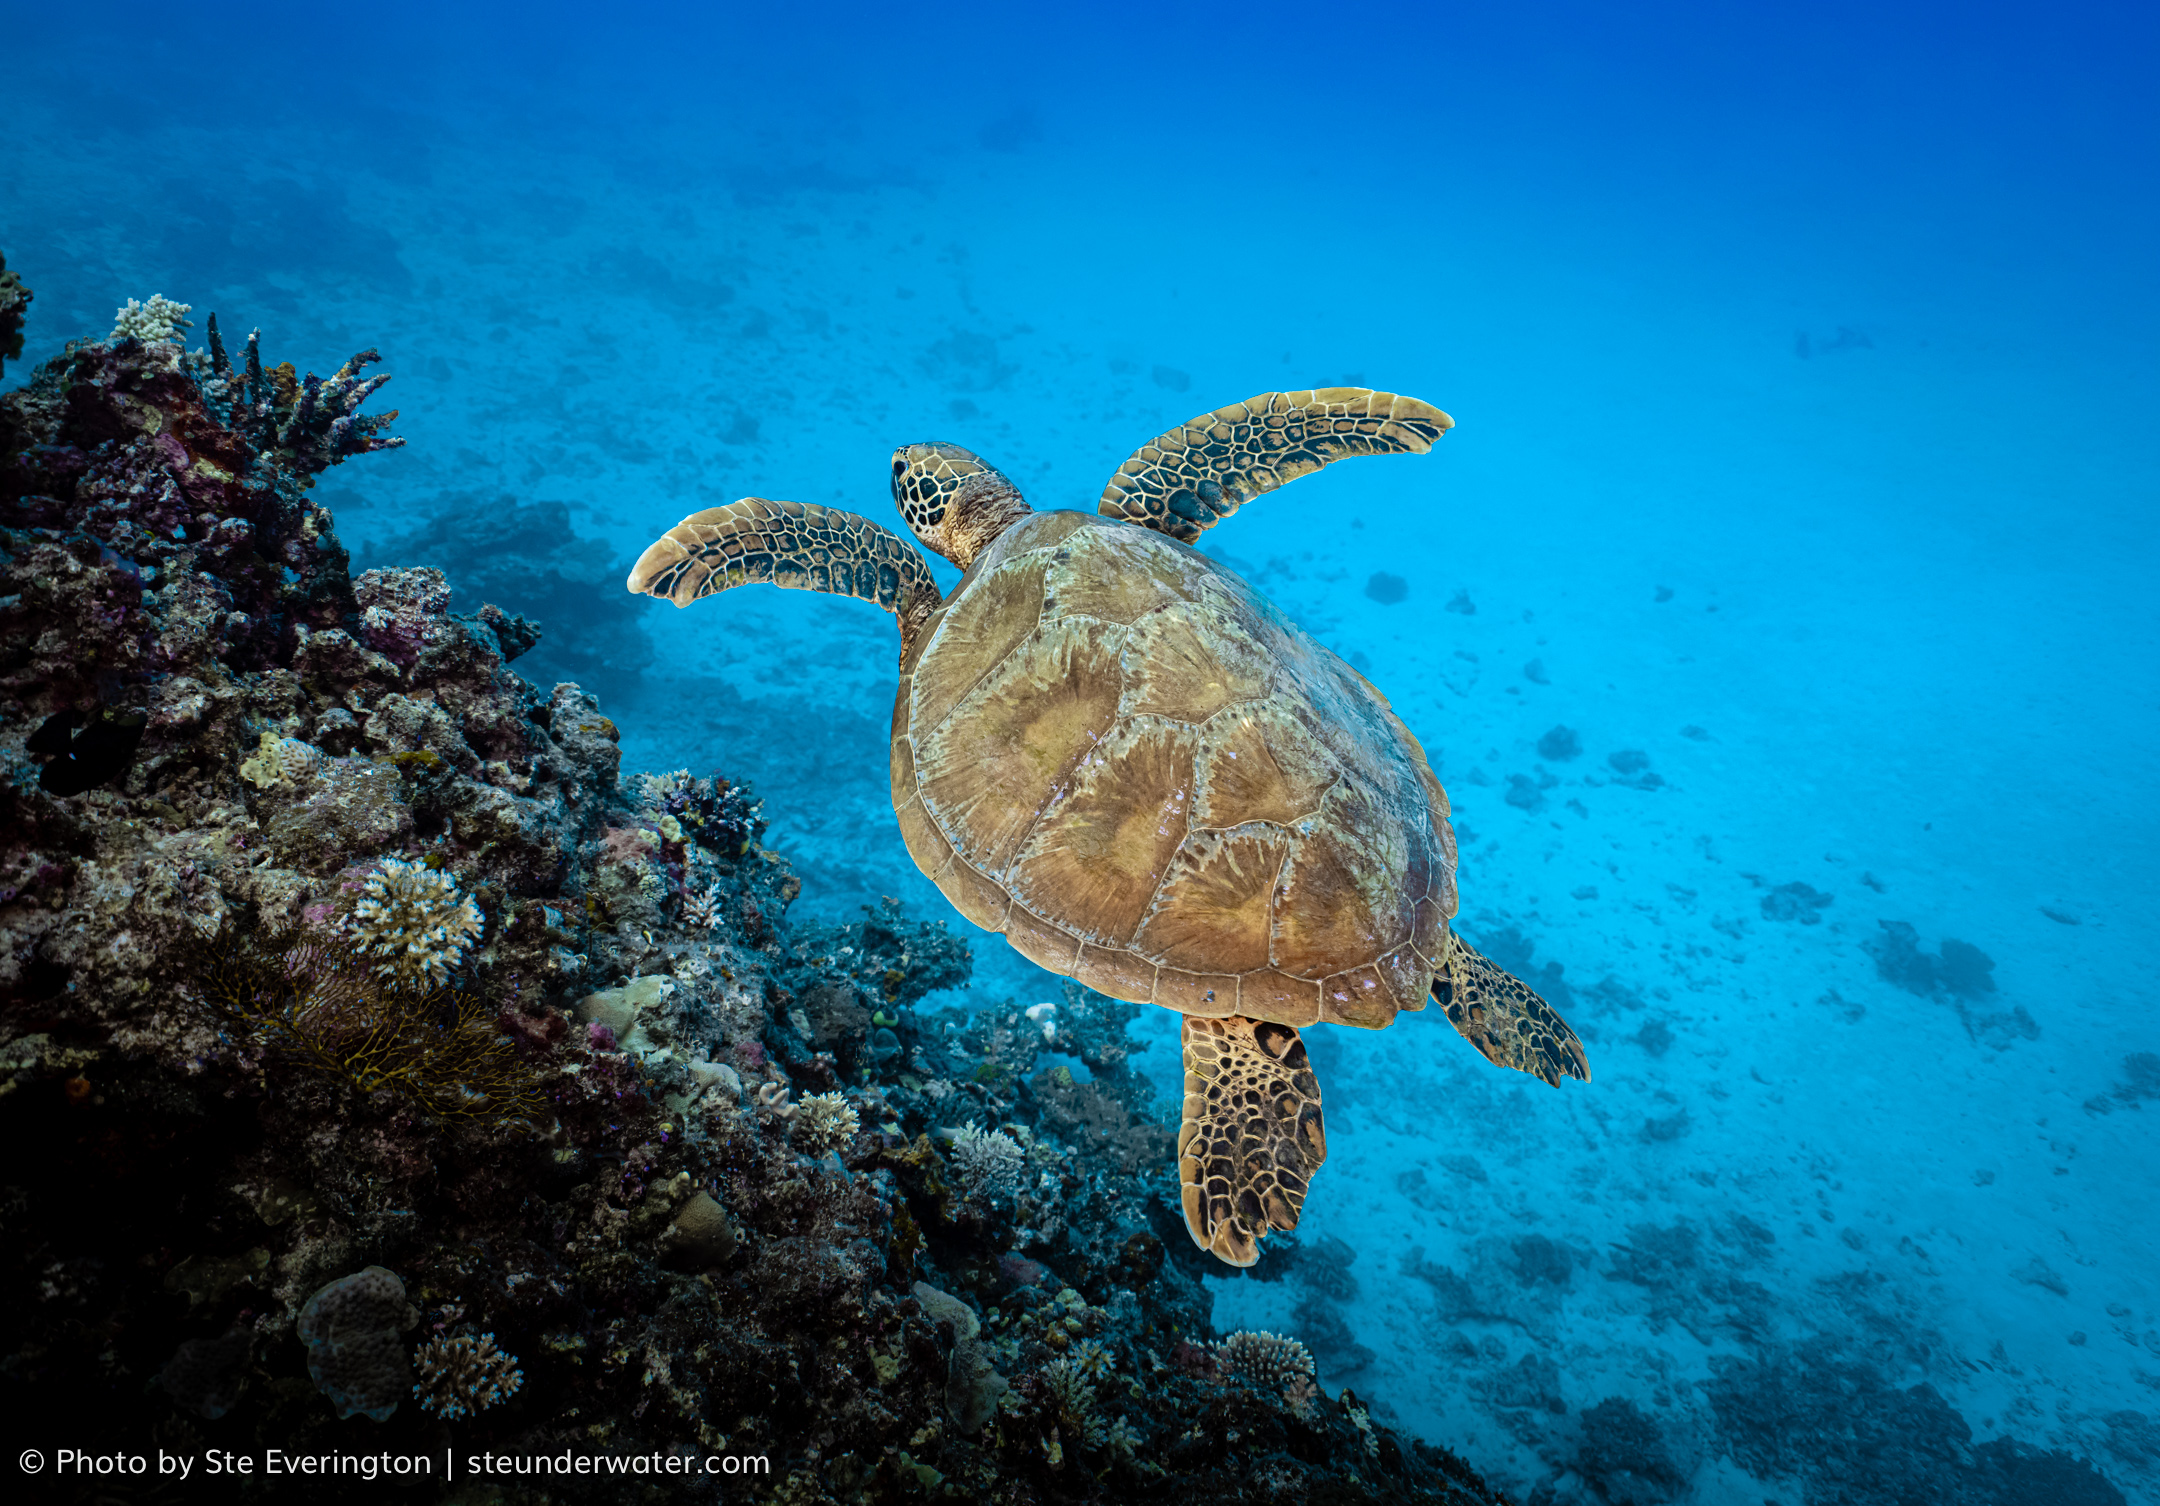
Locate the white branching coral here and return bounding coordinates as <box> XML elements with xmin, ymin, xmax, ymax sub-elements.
<box><xmin>795</xmin><ymin>1091</ymin><xmax>860</xmax><ymax>1153</ymax></box>
<box><xmin>950</xmin><ymin>1120</ymin><xmax>1026</xmax><ymax>1204</ymax></box>
<box><xmin>411</xmin><ymin>1332</ymin><xmax>523</xmax><ymax>1419</ymax></box>
<box><xmin>681</xmin><ymin>882</ymin><xmax>722</xmax><ymax>930</ymax></box>
<box><xmin>110</xmin><ymin>295</ymin><xmax>192</xmax><ymax>345</ymax></box>
<box><xmin>1214</xmin><ymin>1330</ymin><xmax>1318</xmax><ymax>1415</ymax></box>
<box><xmin>348</xmin><ymin>859</ymin><xmax>484</xmax><ymax>991</ymax></box>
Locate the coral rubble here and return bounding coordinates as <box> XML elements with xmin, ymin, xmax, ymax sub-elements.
<box><xmin>0</xmin><ymin>307</ymin><xmax>1504</xmax><ymax>1503</ymax></box>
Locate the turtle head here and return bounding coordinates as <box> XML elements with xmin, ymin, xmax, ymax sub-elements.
<box><xmin>890</xmin><ymin>441</ymin><xmax>1032</xmax><ymax>570</ymax></box>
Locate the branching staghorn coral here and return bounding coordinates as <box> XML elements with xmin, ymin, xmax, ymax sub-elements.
<box><xmin>193</xmin><ymin>317</ymin><xmax>405</xmax><ymax>471</ymax></box>
<box><xmin>950</xmin><ymin>1120</ymin><xmax>1026</xmax><ymax>1204</ymax></box>
<box><xmin>348</xmin><ymin>859</ymin><xmax>484</xmax><ymax>990</ymax></box>
<box><xmin>1068</xmin><ymin>1337</ymin><xmax>1113</xmax><ymax>1381</ymax></box>
<box><xmin>185</xmin><ymin>917</ymin><xmax>545</xmax><ymax>1122</ymax></box>
<box><xmin>1042</xmin><ymin>1356</ymin><xmax>1106</xmax><ymax>1448</ymax></box>
<box><xmin>681</xmin><ymin>881</ymin><xmax>722</xmax><ymax>930</ymax></box>
<box><xmin>1215</xmin><ymin>1329</ymin><xmax>1319</xmax><ymax>1416</ymax></box>
<box><xmin>795</xmin><ymin>1091</ymin><xmax>860</xmax><ymax>1153</ymax></box>
<box><xmin>412</xmin><ymin>1332</ymin><xmax>524</xmax><ymax>1419</ymax></box>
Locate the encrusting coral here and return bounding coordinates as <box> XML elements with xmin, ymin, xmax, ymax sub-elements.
<box><xmin>295</xmin><ymin>1266</ymin><xmax>417</xmax><ymax>1423</ymax></box>
<box><xmin>0</xmin><ymin>301</ymin><xmax>1511</xmax><ymax>1506</ymax></box>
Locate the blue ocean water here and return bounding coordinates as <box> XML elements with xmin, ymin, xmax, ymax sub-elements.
<box><xmin>5</xmin><ymin>0</ymin><xmax>2156</xmax><ymax>1491</ymax></box>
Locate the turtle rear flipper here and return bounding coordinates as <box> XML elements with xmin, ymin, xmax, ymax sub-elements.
<box><xmin>1099</xmin><ymin>388</ymin><xmax>1452</xmax><ymax>542</ymax></box>
<box><xmin>1436</xmin><ymin>933</ymin><xmax>1592</xmax><ymax>1088</ymax></box>
<box><xmin>1178</xmin><ymin>1016</ymin><xmax>1328</xmax><ymax>1267</ymax></box>
<box><xmin>627</xmin><ymin>497</ymin><xmax>942</xmax><ymax>655</ymax></box>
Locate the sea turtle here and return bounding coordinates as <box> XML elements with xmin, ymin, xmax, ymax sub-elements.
<box><xmin>627</xmin><ymin>388</ymin><xmax>1590</xmax><ymax>1266</ymax></box>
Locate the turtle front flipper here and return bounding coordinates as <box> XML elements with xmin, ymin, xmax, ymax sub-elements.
<box><xmin>627</xmin><ymin>497</ymin><xmax>942</xmax><ymax>655</ymax></box>
<box><xmin>1178</xmin><ymin>1016</ymin><xmax>1328</xmax><ymax>1268</ymax></box>
<box><xmin>1435</xmin><ymin>932</ymin><xmax>1592</xmax><ymax>1088</ymax></box>
<box><xmin>1099</xmin><ymin>388</ymin><xmax>1452</xmax><ymax>543</ymax></box>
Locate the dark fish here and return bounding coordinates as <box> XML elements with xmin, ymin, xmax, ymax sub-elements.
<box><xmin>25</xmin><ymin>709</ymin><xmax>79</xmax><ymax>755</ymax></box>
<box><xmin>38</xmin><ymin>709</ymin><xmax>148</xmax><ymax>796</ymax></box>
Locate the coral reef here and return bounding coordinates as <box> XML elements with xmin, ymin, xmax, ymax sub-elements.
<box><xmin>1864</xmin><ymin>920</ymin><xmax>2035</xmax><ymax>1049</ymax></box>
<box><xmin>1760</xmin><ymin>879</ymin><xmax>1833</xmax><ymax>923</ymax></box>
<box><xmin>1864</xmin><ymin>918</ymin><xmax>1997</xmax><ymax>998</ymax></box>
<box><xmin>1535</xmin><ymin>724</ymin><xmax>1581</xmax><ymax>760</ymax></box>
<box><xmin>0</xmin><ymin>252</ymin><xmax>28</xmax><ymax>379</ymax></box>
<box><xmin>1365</xmin><ymin>570</ymin><xmax>1408</xmax><ymax>604</ymax></box>
<box><xmin>0</xmin><ymin>310</ymin><xmax>1507</xmax><ymax>1504</ymax></box>
<box><xmin>2084</xmin><ymin>1050</ymin><xmax>2160</xmax><ymax>1116</ymax></box>
<box><xmin>374</xmin><ymin>498</ymin><xmax>657</xmax><ymax>709</ymax></box>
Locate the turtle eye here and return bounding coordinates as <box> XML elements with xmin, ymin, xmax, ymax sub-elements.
<box><xmin>892</xmin><ymin>459</ymin><xmax>907</xmax><ymax>477</ymax></box>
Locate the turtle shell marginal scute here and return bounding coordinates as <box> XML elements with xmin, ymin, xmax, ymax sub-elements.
<box><xmin>892</xmin><ymin>511</ymin><xmax>1454</xmax><ymax>1031</ymax></box>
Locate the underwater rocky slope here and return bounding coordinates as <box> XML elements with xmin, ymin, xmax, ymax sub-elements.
<box><xmin>0</xmin><ymin>298</ymin><xmax>1510</xmax><ymax>1503</ymax></box>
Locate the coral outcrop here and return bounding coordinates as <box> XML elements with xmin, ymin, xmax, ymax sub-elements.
<box><xmin>0</xmin><ymin>252</ymin><xmax>27</xmax><ymax>379</ymax></box>
<box><xmin>0</xmin><ymin>310</ymin><xmax>1507</xmax><ymax>1503</ymax></box>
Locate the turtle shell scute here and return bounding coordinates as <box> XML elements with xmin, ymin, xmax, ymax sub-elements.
<box><xmin>893</xmin><ymin>512</ymin><xmax>1457</xmax><ymax>1031</ymax></box>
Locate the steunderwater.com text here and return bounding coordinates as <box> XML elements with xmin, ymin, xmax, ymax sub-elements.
<box><xmin>24</xmin><ymin>1446</ymin><xmax>773</xmax><ymax>1482</ymax></box>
